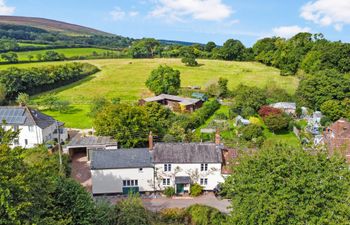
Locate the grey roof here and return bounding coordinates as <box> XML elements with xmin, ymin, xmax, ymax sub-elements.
<box><xmin>152</xmin><ymin>143</ymin><xmax>223</xmax><ymax>163</ymax></box>
<box><xmin>269</xmin><ymin>102</ymin><xmax>296</xmax><ymax>110</ymax></box>
<box><xmin>0</xmin><ymin>106</ymin><xmax>59</xmax><ymax>129</ymax></box>
<box><xmin>91</xmin><ymin>148</ymin><xmax>153</xmax><ymax>170</ymax></box>
<box><xmin>143</xmin><ymin>94</ymin><xmax>200</xmax><ymax>106</ymax></box>
<box><xmin>175</xmin><ymin>176</ymin><xmax>191</xmax><ymax>184</ymax></box>
<box><xmin>67</xmin><ymin>134</ymin><xmax>118</xmax><ymax>147</ymax></box>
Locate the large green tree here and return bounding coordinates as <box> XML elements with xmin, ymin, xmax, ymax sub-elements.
<box><xmin>223</xmin><ymin>144</ymin><xmax>350</xmax><ymax>224</ymax></box>
<box><xmin>130</xmin><ymin>38</ymin><xmax>160</xmax><ymax>58</ymax></box>
<box><xmin>219</xmin><ymin>39</ymin><xmax>246</xmax><ymax>61</ymax></box>
<box><xmin>145</xmin><ymin>65</ymin><xmax>181</xmax><ymax>95</ymax></box>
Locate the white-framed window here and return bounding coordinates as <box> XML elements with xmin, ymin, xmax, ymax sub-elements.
<box><xmin>200</xmin><ymin>178</ymin><xmax>208</xmax><ymax>185</ymax></box>
<box><xmin>123</xmin><ymin>179</ymin><xmax>138</xmax><ymax>187</ymax></box>
<box><xmin>28</xmin><ymin>126</ymin><xmax>34</xmax><ymax>132</ymax></box>
<box><xmin>13</xmin><ymin>125</ymin><xmax>19</xmax><ymax>131</ymax></box>
<box><xmin>164</xmin><ymin>164</ymin><xmax>172</xmax><ymax>172</ymax></box>
<box><xmin>200</xmin><ymin>163</ymin><xmax>208</xmax><ymax>171</ymax></box>
<box><xmin>162</xmin><ymin>178</ymin><xmax>170</xmax><ymax>186</ymax></box>
<box><xmin>13</xmin><ymin>139</ymin><xmax>19</xmax><ymax>145</ymax></box>
<box><xmin>25</xmin><ymin>139</ymin><xmax>28</xmax><ymax>145</ymax></box>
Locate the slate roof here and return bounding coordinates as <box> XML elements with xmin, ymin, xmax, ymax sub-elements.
<box><xmin>91</xmin><ymin>148</ymin><xmax>153</xmax><ymax>170</ymax></box>
<box><xmin>67</xmin><ymin>134</ymin><xmax>118</xmax><ymax>147</ymax></box>
<box><xmin>152</xmin><ymin>143</ymin><xmax>223</xmax><ymax>164</ymax></box>
<box><xmin>269</xmin><ymin>102</ymin><xmax>296</xmax><ymax>110</ymax></box>
<box><xmin>0</xmin><ymin>106</ymin><xmax>60</xmax><ymax>129</ymax></box>
<box><xmin>142</xmin><ymin>94</ymin><xmax>201</xmax><ymax>106</ymax></box>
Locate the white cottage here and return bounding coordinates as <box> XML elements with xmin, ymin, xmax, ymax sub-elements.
<box><xmin>0</xmin><ymin>106</ymin><xmax>68</xmax><ymax>148</ymax></box>
<box><xmin>90</xmin><ymin>141</ymin><xmax>226</xmax><ymax>195</ymax></box>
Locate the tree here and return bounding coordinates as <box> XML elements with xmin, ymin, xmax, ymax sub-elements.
<box><xmin>130</xmin><ymin>38</ymin><xmax>160</xmax><ymax>58</ymax></box>
<box><xmin>219</xmin><ymin>39</ymin><xmax>246</xmax><ymax>61</ymax></box>
<box><xmin>16</xmin><ymin>92</ymin><xmax>29</xmax><ymax>106</ymax></box>
<box><xmin>320</xmin><ymin>99</ymin><xmax>350</xmax><ymax>121</ymax></box>
<box><xmin>181</xmin><ymin>55</ymin><xmax>198</xmax><ymax>66</ymax></box>
<box><xmin>1</xmin><ymin>52</ymin><xmax>18</xmax><ymax>63</ymax></box>
<box><xmin>223</xmin><ymin>144</ymin><xmax>350</xmax><ymax>224</ymax></box>
<box><xmin>239</xmin><ymin>124</ymin><xmax>263</xmax><ymax>141</ymax></box>
<box><xmin>145</xmin><ymin>65</ymin><xmax>181</xmax><ymax>95</ymax></box>
<box><xmin>264</xmin><ymin>113</ymin><xmax>290</xmax><ymax>132</ymax></box>
<box><xmin>258</xmin><ymin>105</ymin><xmax>283</xmax><ymax>118</ymax></box>
<box><xmin>296</xmin><ymin>69</ymin><xmax>350</xmax><ymax>109</ymax></box>
<box><xmin>115</xmin><ymin>194</ymin><xmax>151</xmax><ymax>225</ymax></box>
<box><xmin>205</xmin><ymin>41</ymin><xmax>216</xmax><ymax>52</ymax></box>
<box><xmin>27</xmin><ymin>55</ymin><xmax>34</xmax><ymax>62</ymax></box>
<box><xmin>218</xmin><ymin>77</ymin><xmax>229</xmax><ymax>98</ymax></box>
<box><xmin>0</xmin><ymin>83</ymin><xmax>6</xmax><ymax>105</ymax></box>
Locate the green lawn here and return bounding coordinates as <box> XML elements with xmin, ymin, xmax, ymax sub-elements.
<box><xmin>0</xmin><ymin>58</ymin><xmax>299</xmax><ymax>128</ymax></box>
<box><xmin>0</xmin><ymin>48</ymin><xmax>116</xmax><ymax>62</ymax></box>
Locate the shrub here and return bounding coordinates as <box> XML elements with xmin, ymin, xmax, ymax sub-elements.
<box><xmin>190</xmin><ymin>183</ymin><xmax>203</xmax><ymax>197</ymax></box>
<box><xmin>264</xmin><ymin>113</ymin><xmax>291</xmax><ymax>132</ymax></box>
<box><xmin>240</xmin><ymin>124</ymin><xmax>263</xmax><ymax>141</ymax></box>
<box><xmin>258</xmin><ymin>105</ymin><xmax>283</xmax><ymax>118</ymax></box>
<box><xmin>186</xmin><ymin>204</ymin><xmax>227</xmax><ymax>225</ymax></box>
<box><xmin>159</xmin><ymin>208</ymin><xmax>189</xmax><ymax>224</ymax></box>
<box><xmin>164</xmin><ymin>187</ymin><xmax>175</xmax><ymax>197</ymax></box>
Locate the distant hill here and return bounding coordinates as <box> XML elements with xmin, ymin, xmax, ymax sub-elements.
<box><xmin>0</xmin><ymin>16</ymin><xmax>113</xmax><ymax>36</ymax></box>
<box><xmin>158</xmin><ymin>39</ymin><xmax>202</xmax><ymax>46</ymax></box>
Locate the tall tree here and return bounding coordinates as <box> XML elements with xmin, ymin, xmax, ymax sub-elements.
<box><xmin>219</xmin><ymin>39</ymin><xmax>246</xmax><ymax>61</ymax></box>
<box><xmin>145</xmin><ymin>65</ymin><xmax>181</xmax><ymax>95</ymax></box>
<box><xmin>223</xmin><ymin>144</ymin><xmax>350</xmax><ymax>224</ymax></box>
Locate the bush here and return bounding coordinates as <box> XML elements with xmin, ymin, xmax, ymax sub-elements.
<box><xmin>240</xmin><ymin>124</ymin><xmax>263</xmax><ymax>141</ymax></box>
<box><xmin>159</xmin><ymin>208</ymin><xmax>189</xmax><ymax>224</ymax></box>
<box><xmin>264</xmin><ymin>113</ymin><xmax>291</xmax><ymax>132</ymax></box>
<box><xmin>164</xmin><ymin>187</ymin><xmax>176</xmax><ymax>197</ymax></box>
<box><xmin>258</xmin><ymin>105</ymin><xmax>283</xmax><ymax>118</ymax></box>
<box><xmin>190</xmin><ymin>183</ymin><xmax>203</xmax><ymax>197</ymax></box>
<box><xmin>186</xmin><ymin>204</ymin><xmax>227</xmax><ymax>225</ymax></box>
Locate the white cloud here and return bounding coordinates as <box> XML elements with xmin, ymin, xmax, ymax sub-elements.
<box><xmin>110</xmin><ymin>7</ymin><xmax>126</xmax><ymax>21</ymax></box>
<box><xmin>0</xmin><ymin>0</ymin><xmax>15</xmax><ymax>15</ymax></box>
<box><xmin>110</xmin><ymin>8</ymin><xmax>139</xmax><ymax>21</ymax></box>
<box><xmin>272</xmin><ymin>25</ymin><xmax>311</xmax><ymax>38</ymax></box>
<box><xmin>300</xmin><ymin>0</ymin><xmax>350</xmax><ymax>31</ymax></box>
<box><xmin>149</xmin><ymin>0</ymin><xmax>232</xmax><ymax>22</ymax></box>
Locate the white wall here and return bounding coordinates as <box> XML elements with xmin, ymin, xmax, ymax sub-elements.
<box><xmin>91</xmin><ymin>167</ymin><xmax>154</xmax><ymax>194</ymax></box>
<box><xmin>154</xmin><ymin>163</ymin><xmax>224</xmax><ymax>191</ymax></box>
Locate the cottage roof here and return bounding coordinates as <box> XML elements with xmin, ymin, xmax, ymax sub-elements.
<box><xmin>143</xmin><ymin>94</ymin><xmax>200</xmax><ymax>106</ymax></box>
<box><xmin>67</xmin><ymin>134</ymin><xmax>118</xmax><ymax>147</ymax></box>
<box><xmin>0</xmin><ymin>106</ymin><xmax>60</xmax><ymax>129</ymax></box>
<box><xmin>91</xmin><ymin>148</ymin><xmax>153</xmax><ymax>170</ymax></box>
<box><xmin>152</xmin><ymin>143</ymin><xmax>223</xmax><ymax>163</ymax></box>
<box><xmin>327</xmin><ymin>118</ymin><xmax>350</xmax><ymax>139</ymax></box>
<box><xmin>269</xmin><ymin>102</ymin><xmax>296</xmax><ymax>110</ymax></box>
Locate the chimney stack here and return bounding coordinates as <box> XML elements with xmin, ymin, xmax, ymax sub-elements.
<box><xmin>215</xmin><ymin>129</ymin><xmax>220</xmax><ymax>145</ymax></box>
<box><xmin>148</xmin><ymin>131</ymin><xmax>153</xmax><ymax>150</ymax></box>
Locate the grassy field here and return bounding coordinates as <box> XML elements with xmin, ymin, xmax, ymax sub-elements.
<box><xmin>0</xmin><ymin>48</ymin><xmax>116</xmax><ymax>62</ymax></box>
<box><xmin>18</xmin><ymin>42</ymin><xmax>49</xmax><ymax>47</ymax></box>
<box><xmin>0</xmin><ymin>58</ymin><xmax>299</xmax><ymax>128</ymax></box>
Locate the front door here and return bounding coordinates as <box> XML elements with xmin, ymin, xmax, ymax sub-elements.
<box><xmin>176</xmin><ymin>184</ymin><xmax>184</xmax><ymax>194</ymax></box>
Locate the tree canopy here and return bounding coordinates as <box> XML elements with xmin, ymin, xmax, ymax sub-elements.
<box><xmin>223</xmin><ymin>144</ymin><xmax>350</xmax><ymax>224</ymax></box>
<box><xmin>145</xmin><ymin>65</ymin><xmax>181</xmax><ymax>95</ymax></box>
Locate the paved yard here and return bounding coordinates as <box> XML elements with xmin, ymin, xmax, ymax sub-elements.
<box><xmin>71</xmin><ymin>152</ymin><xmax>92</xmax><ymax>192</ymax></box>
<box><xmin>143</xmin><ymin>193</ymin><xmax>231</xmax><ymax>213</ymax></box>
<box><xmin>99</xmin><ymin>193</ymin><xmax>231</xmax><ymax>214</ymax></box>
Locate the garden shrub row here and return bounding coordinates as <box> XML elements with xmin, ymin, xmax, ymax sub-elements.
<box><xmin>0</xmin><ymin>62</ymin><xmax>99</xmax><ymax>99</ymax></box>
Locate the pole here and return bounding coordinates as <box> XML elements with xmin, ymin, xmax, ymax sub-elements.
<box><xmin>56</xmin><ymin>121</ymin><xmax>63</xmax><ymax>173</ymax></box>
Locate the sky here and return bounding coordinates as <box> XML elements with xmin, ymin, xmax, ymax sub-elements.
<box><xmin>1</xmin><ymin>0</ymin><xmax>350</xmax><ymax>46</ymax></box>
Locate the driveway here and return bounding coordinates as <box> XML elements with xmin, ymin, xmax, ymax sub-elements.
<box><xmin>71</xmin><ymin>152</ymin><xmax>92</xmax><ymax>192</ymax></box>
<box><xmin>142</xmin><ymin>193</ymin><xmax>231</xmax><ymax>214</ymax></box>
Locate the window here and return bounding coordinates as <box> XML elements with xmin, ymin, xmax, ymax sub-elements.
<box><xmin>201</xmin><ymin>164</ymin><xmax>208</xmax><ymax>171</ymax></box>
<box><xmin>164</xmin><ymin>164</ymin><xmax>172</xmax><ymax>172</ymax></box>
<box><xmin>13</xmin><ymin>125</ymin><xmax>19</xmax><ymax>131</ymax></box>
<box><xmin>25</xmin><ymin>139</ymin><xmax>28</xmax><ymax>145</ymax></box>
<box><xmin>139</xmin><ymin>168</ymin><xmax>143</xmax><ymax>172</ymax></box>
<box><xmin>200</xmin><ymin>178</ymin><xmax>208</xmax><ymax>185</ymax></box>
<box><xmin>162</xmin><ymin>178</ymin><xmax>170</xmax><ymax>186</ymax></box>
<box><xmin>28</xmin><ymin>126</ymin><xmax>34</xmax><ymax>132</ymax></box>
<box><xmin>122</xmin><ymin>179</ymin><xmax>138</xmax><ymax>187</ymax></box>
<box><xmin>13</xmin><ymin>139</ymin><xmax>19</xmax><ymax>145</ymax></box>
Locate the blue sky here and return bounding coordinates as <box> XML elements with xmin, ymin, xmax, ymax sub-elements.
<box><xmin>1</xmin><ymin>0</ymin><xmax>350</xmax><ymax>46</ymax></box>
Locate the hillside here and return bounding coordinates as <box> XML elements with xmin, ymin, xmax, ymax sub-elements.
<box><xmin>0</xmin><ymin>16</ymin><xmax>113</xmax><ymax>36</ymax></box>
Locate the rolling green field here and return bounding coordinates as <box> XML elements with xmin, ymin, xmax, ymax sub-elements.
<box><xmin>18</xmin><ymin>42</ymin><xmax>49</xmax><ymax>47</ymax></box>
<box><xmin>0</xmin><ymin>48</ymin><xmax>116</xmax><ymax>62</ymax></box>
<box><xmin>0</xmin><ymin>58</ymin><xmax>299</xmax><ymax>128</ymax></box>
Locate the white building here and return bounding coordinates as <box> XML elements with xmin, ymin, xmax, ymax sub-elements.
<box><xmin>0</xmin><ymin>106</ymin><xmax>68</xmax><ymax>148</ymax></box>
<box><xmin>269</xmin><ymin>102</ymin><xmax>296</xmax><ymax>115</ymax></box>
<box><xmin>90</xmin><ymin>142</ymin><xmax>226</xmax><ymax>195</ymax></box>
